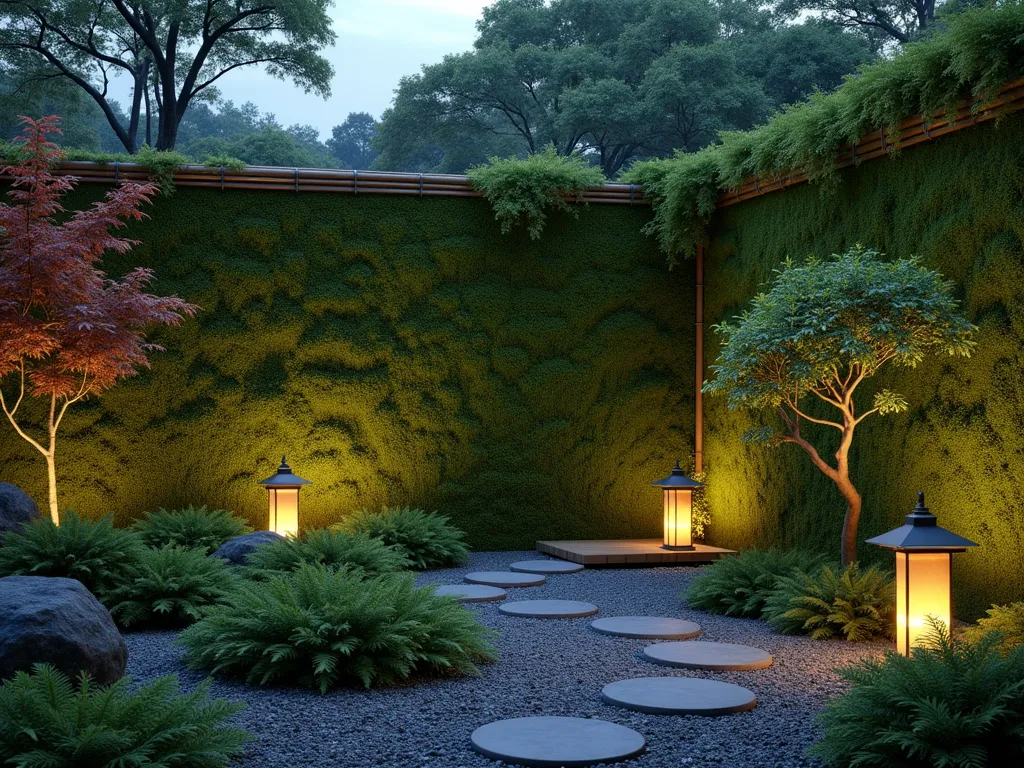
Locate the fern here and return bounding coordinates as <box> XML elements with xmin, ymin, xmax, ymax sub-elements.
<box><xmin>467</xmin><ymin>146</ymin><xmax>606</xmax><ymax>239</ymax></box>
<box><xmin>813</xmin><ymin>620</ymin><xmax>1024</xmax><ymax>766</ymax></box>
<box><xmin>0</xmin><ymin>664</ymin><xmax>249</xmax><ymax>768</ymax></box>
<box><xmin>244</xmin><ymin>528</ymin><xmax>410</xmax><ymax>578</ymax></box>
<box><xmin>0</xmin><ymin>511</ymin><xmax>143</xmax><ymax>596</ymax></box>
<box><xmin>132</xmin><ymin>505</ymin><xmax>251</xmax><ymax>553</ymax></box>
<box><xmin>179</xmin><ymin>564</ymin><xmax>495</xmax><ymax>692</ymax></box>
<box><xmin>685</xmin><ymin>549</ymin><xmax>831</xmax><ymax>618</ymax></box>
<box><xmin>104</xmin><ymin>545</ymin><xmax>240</xmax><ymax>629</ymax></box>
<box><xmin>763</xmin><ymin>563</ymin><xmax>894</xmax><ymax>641</ymax></box>
<box><xmin>963</xmin><ymin>601</ymin><xmax>1024</xmax><ymax>654</ymax></box>
<box><xmin>332</xmin><ymin>506</ymin><xmax>470</xmax><ymax>569</ymax></box>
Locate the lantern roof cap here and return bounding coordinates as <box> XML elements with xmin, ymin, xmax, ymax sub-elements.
<box><xmin>651</xmin><ymin>459</ymin><xmax>703</xmax><ymax>489</ymax></box>
<box><xmin>865</xmin><ymin>492</ymin><xmax>977</xmax><ymax>551</ymax></box>
<box><xmin>259</xmin><ymin>455</ymin><xmax>312</xmax><ymax>487</ymax></box>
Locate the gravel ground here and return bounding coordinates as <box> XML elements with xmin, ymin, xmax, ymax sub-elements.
<box><xmin>125</xmin><ymin>551</ymin><xmax>886</xmax><ymax>768</ymax></box>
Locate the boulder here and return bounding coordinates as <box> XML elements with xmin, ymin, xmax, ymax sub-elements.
<box><xmin>0</xmin><ymin>576</ymin><xmax>127</xmax><ymax>684</ymax></box>
<box><xmin>210</xmin><ymin>530</ymin><xmax>285</xmax><ymax>565</ymax></box>
<box><xmin>0</xmin><ymin>483</ymin><xmax>42</xmax><ymax>536</ymax></box>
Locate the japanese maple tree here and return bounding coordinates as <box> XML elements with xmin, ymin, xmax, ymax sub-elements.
<box><xmin>0</xmin><ymin>116</ymin><xmax>198</xmax><ymax>524</ymax></box>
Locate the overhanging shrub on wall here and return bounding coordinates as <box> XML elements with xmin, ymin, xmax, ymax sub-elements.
<box><xmin>0</xmin><ymin>187</ymin><xmax>694</xmax><ymax>550</ymax></box>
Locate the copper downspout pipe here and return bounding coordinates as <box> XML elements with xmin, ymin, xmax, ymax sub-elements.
<box><xmin>695</xmin><ymin>243</ymin><xmax>704</xmax><ymax>475</ymax></box>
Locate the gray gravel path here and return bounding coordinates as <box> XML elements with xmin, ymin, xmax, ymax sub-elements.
<box><xmin>124</xmin><ymin>551</ymin><xmax>886</xmax><ymax>768</ymax></box>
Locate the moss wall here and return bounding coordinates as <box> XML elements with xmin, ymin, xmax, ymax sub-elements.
<box><xmin>0</xmin><ymin>189</ymin><xmax>694</xmax><ymax>549</ymax></box>
<box><xmin>705</xmin><ymin>113</ymin><xmax>1024</xmax><ymax>618</ymax></box>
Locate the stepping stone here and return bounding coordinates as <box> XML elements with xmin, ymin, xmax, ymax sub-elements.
<box><xmin>499</xmin><ymin>600</ymin><xmax>599</xmax><ymax>619</ymax></box>
<box><xmin>591</xmin><ymin>616</ymin><xmax>702</xmax><ymax>640</ymax></box>
<box><xmin>642</xmin><ymin>641</ymin><xmax>773</xmax><ymax>671</ymax></box>
<box><xmin>470</xmin><ymin>716</ymin><xmax>645</xmax><ymax>767</ymax></box>
<box><xmin>464</xmin><ymin>571</ymin><xmax>546</xmax><ymax>588</ymax></box>
<box><xmin>601</xmin><ymin>676</ymin><xmax>757</xmax><ymax>716</ymax></box>
<box><xmin>510</xmin><ymin>559</ymin><xmax>584</xmax><ymax>574</ymax></box>
<box><xmin>432</xmin><ymin>584</ymin><xmax>507</xmax><ymax>603</ymax></box>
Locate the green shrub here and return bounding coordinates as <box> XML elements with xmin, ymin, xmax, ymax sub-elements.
<box><xmin>813</xmin><ymin>621</ymin><xmax>1024</xmax><ymax>767</ymax></box>
<box><xmin>621</xmin><ymin>3</ymin><xmax>1024</xmax><ymax>263</ymax></box>
<box><xmin>685</xmin><ymin>549</ymin><xmax>831</xmax><ymax>617</ymax></box>
<box><xmin>0</xmin><ymin>664</ymin><xmax>249</xmax><ymax>768</ymax></box>
<box><xmin>244</xmin><ymin>529</ymin><xmax>410</xmax><ymax>578</ymax></box>
<box><xmin>179</xmin><ymin>564</ymin><xmax>495</xmax><ymax>692</ymax></box>
<box><xmin>201</xmin><ymin>155</ymin><xmax>247</xmax><ymax>171</ymax></box>
<box><xmin>132</xmin><ymin>505</ymin><xmax>251</xmax><ymax>553</ymax></box>
<box><xmin>333</xmin><ymin>506</ymin><xmax>470</xmax><ymax>569</ymax></box>
<box><xmin>963</xmin><ymin>601</ymin><xmax>1024</xmax><ymax>654</ymax></box>
<box><xmin>0</xmin><ymin>511</ymin><xmax>143</xmax><ymax>596</ymax></box>
<box><xmin>104</xmin><ymin>546</ymin><xmax>240</xmax><ymax>630</ymax></box>
<box><xmin>467</xmin><ymin>146</ymin><xmax>606</xmax><ymax>239</ymax></box>
<box><xmin>763</xmin><ymin>563</ymin><xmax>894</xmax><ymax>641</ymax></box>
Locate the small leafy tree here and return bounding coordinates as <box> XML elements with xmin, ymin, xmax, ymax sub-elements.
<box><xmin>703</xmin><ymin>247</ymin><xmax>975</xmax><ymax>564</ymax></box>
<box><xmin>0</xmin><ymin>116</ymin><xmax>198</xmax><ymax>523</ymax></box>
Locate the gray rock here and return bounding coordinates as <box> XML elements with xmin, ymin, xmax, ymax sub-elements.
<box><xmin>0</xmin><ymin>483</ymin><xmax>41</xmax><ymax>536</ymax></box>
<box><xmin>0</xmin><ymin>575</ymin><xmax>126</xmax><ymax>684</ymax></box>
<box><xmin>211</xmin><ymin>530</ymin><xmax>285</xmax><ymax>565</ymax></box>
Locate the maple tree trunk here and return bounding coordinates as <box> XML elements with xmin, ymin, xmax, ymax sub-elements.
<box><xmin>44</xmin><ymin>451</ymin><xmax>59</xmax><ymax>525</ymax></box>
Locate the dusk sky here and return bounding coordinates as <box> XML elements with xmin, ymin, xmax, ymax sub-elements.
<box><xmin>215</xmin><ymin>1</ymin><xmax>489</xmax><ymax>137</ymax></box>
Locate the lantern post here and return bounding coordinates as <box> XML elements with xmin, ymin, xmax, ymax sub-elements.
<box><xmin>866</xmin><ymin>491</ymin><xmax>977</xmax><ymax>655</ymax></box>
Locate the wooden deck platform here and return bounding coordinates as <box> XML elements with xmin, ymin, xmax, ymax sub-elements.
<box><xmin>535</xmin><ymin>539</ymin><xmax>736</xmax><ymax>566</ymax></box>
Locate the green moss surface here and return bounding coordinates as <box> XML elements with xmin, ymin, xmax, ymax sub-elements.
<box><xmin>705</xmin><ymin>113</ymin><xmax>1024</xmax><ymax>619</ymax></box>
<box><xmin>0</xmin><ymin>189</ymin><xmax>693</xmax><ymax>549</ymax></box>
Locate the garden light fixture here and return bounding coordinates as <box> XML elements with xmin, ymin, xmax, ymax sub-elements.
<box><xmin>652</xmin><ymin>459</ymin><xmax>702</xmax><ymax>551</ymax></box>
<box><xmin>866</xmin><ymin>491</ymin><xmax>977</xmax><ymax>656</ymax></box>
<box><xmin>259</xmin><ymin>455</ymin><xmax>311</xmax><ymax>537</ymax></box>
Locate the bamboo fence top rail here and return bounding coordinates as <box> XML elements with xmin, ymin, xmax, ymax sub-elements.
<box><xmin>6</xmin><ymin>76</ymin><xmax>1023</xmax><ymax>210</ymax></box>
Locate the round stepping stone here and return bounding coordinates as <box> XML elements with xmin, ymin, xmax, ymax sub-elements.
<box><xmin>470</xmin><ymin>716</ymin><xmax>645</xmax><ymax>767</ymax></box>
<box><xmin>591</xmin><ymin>616</ymin><xmax>702</xmax><ymax>640</ymax></box>
<box><xmin>432</xmin><ymin>584</ymin><xmax>507</xmax><ymax>603</ymax></box>
<box><xmin>499</xmin><ymin>600</ymin><xmax>599</xmax><ymax>619</ymax></box>
<box><xmin>510</xmin><ymin>559</ymin><xmax>584</xmax><ymax>574</ymax></box>
<box><xmin>642</xmin><ymin>641</ymin><xmax>773</xmax><ymax>671</ymax></box>
<box><xmin>464</xmin><ymin>571</ymin><xmax>546</xmax><ymax>588</ymax></box>
<box><xmin>601</xmin><ymin>676</ymin><xmax>757</xmax><ymax>716</ymax></box>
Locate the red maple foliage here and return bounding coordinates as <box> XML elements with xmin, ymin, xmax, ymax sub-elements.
<box><xmin>0</xmin><ymin>116</ymin><xmax>198</xmax><ymax>524</ymax></box>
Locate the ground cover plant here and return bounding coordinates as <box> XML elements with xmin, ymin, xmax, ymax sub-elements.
<box><xmin>0</xmin><ymin>664</ymin><xmax>248</xmax><ymax>768</ymax></box>
<box><xmin>334</xmin><ymin>506</ymin><xmax>470</xmax><ymax>569</ymax></box>
<box><xmin>762</xmin><ymin>563</ymin><xmax>894</xmax><ymax>641</ymax></box>
<box><xmin>467</xmin><ymin>146</ymin><xmax>606</xmax><ymax>239</ymax></box>
<box><xmin>245</xmin><ymin>528</ymin><xmax>410</xmax><ymax>578</ymax></box>
<box><xmin>105</xmin><ymin>545</ymin><xmax>240</xmax><ymax>630</ymax></box>
<box><xmin>702</xmin><ymin>247</ymin><xmax>975</xmax><ymax>565</ymax></box>
<box><xmin>686</xmin><ymin>548</ymin><xmax>830</xmax><ymax>617</ymax></box>
<box><xmin>179</xmin><ymin>564</ymin><xmax>495</xmax><ymax>692</ymax></box>
<box><xmin>813</xmin><ymin>622</ymin><xmax>1024</xmax><ymax>766</ymax></box>
<box><xmin>0</xmin><ymin>511</ymin><xmax>143</xmax><ymax>597</ymax></box>
<box><xmin>132</xmin><ymin>506</ymin><xmax>251</xmax><ymax>554</ymax></box>
<box><xmin>963</xmin><ymin>602</ymin><xmax>1024</xmax><ymax>654</ymax></box>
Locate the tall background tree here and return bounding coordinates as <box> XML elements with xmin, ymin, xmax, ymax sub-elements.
<box><xmin>0</xmin><ymin>117</ymin><xmax>198</xmax><ymax>523</ymax></box>
<box><xmin>702</xmin><ymin>248</ymin><xmax>976</xmax><ymax>565</ymax></box>
<box><xmin>0</xmin><ymin>0</ymin><xmax>336</xmax><ymax>153</ymax></box>
<box><xmin>328</xmin><ymin>112</ymin><xmax>380</xmax><ymax>170</ymax></box>
<box><xmin>374</xmin><ymin>0</ymin><xmax>874</xmax><ymax>174</ymax></box>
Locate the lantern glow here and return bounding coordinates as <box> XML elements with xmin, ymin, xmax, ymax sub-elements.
<box><xmin>866</xmin><ymin>492</ymin><xmax>977</xmax><ymax>656</ymax></box>
<box><xmin>259</xmin><ymin>456</ymin><xmax>311</xmax><ymax>537</ymax></box>
<box><xmin>652</xmin><ymin>460</ymin><xmax>702</xmax><ymax>551</ymax></box>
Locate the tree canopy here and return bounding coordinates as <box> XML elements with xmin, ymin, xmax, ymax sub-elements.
<box><xmin>703</xmin><ymin>248</ymin><xmax>976</xmax><ymax>564</ymax></box>
<box><xmin>375</xmin><ymin>0</ymin><xmax>874</xmax><ymax>175</ymax></box>
<box><xmin>0</xmin><ymin>0</ymin><xmax>336</xmax><ymax>153</ymax></box>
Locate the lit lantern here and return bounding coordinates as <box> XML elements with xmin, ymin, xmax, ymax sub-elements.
<box><xmin>652</xmin><ymin>459</ymin><xmax>703</xmax><ymax>551</ymax></box>
<box><xmin>866</xmin><ymin>491</ymin><xmax>977</xmax><ymax>656</ymax></box>
<box><xmin>258</xmin><ymin>455</ymin><xmax>312</xmax><ymax>537</ymax></box>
